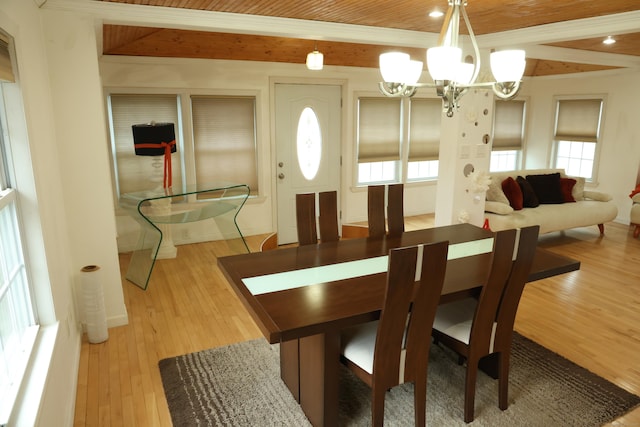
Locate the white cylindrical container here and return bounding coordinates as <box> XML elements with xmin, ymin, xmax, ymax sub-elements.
<box><xmin>81</xmin><ymin>265</ymin><xmax>109</xmax><ymax>343</ymax></box>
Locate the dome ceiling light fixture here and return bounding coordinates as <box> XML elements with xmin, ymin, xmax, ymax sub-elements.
<box><xmin>378</xmin><ymin>0</ymin><xmax>526</xmax><ymax>117</ymax></box>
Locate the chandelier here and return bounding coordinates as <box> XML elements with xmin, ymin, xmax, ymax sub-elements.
<box><xmin>378</xmin><ymin>0</ymin><xmax>526</xmax><ymax>117</ymax></box>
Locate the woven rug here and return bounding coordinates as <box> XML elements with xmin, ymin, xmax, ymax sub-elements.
<box><xmin>159</xmin><ymin>333</ymin><xmax>640</xmax><ymax>426</ymax></box>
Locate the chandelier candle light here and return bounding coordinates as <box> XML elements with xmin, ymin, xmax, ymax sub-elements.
<box><xmin>378</xmin><ymin>0</ymin><xmax>526</xmax><ymax>117</ymax></box>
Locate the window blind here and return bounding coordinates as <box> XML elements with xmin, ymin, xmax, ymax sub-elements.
<box><xmin>408</xmin><ymin>98</ymin><xmax>441</xmax><ymax>161</ymax></box>
<box><xmin>191</xmin><ymin>96</ymin><xmax>258</xmax><ymax>193</ymax></box>
<box><xmin>357</xmin><ymin>97</ymin><xmax>402</xmax><ymax>163</ymax></box>
<box><xmin>109</xmin><ymin>94</ymin><xmax>182</xmax><ymax>195</ymax></box>
<box><xmin>493</xmin><ymin>100</ymin><xmax>525</xmax><ymax>151</ymax></box>
<box><xmin>0</xmin><ymin>32</ymin><xmax>15</xmax><ymax>83</ymax></box>
<box><xmin>555</xmin><ymin>99</ymin><xmax>602</xmax><ymax>142</ymax></box>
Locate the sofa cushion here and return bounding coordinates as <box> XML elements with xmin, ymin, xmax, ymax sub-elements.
<box><xmin>501</xmin><ymin>177</ymin><xmax>523</xmax><ymax>210</ymax></box>
<box><xmin>516</xmin><ymin>176</ymin><xmax>539</xmax><ymax>208</ymax></box>
<box><xmin>526</xmin><ymin>173</ymin><xmax>565</xmax><ymax>204</ymax></box>
<box><xmin>486</xmin><ymin>176</ymin><xmax>510</xmax><ymax>205</ymax></box>
<box><xmin>485</xmin><ymin>200</ymin><xmax>514</xmax><ymax>215</ymax></box>
<box><xmin>583</xmin><ymin>190</ymin><xmax>613</xmax><ymax>202</ymax></box>
<box><xmin>560</xmin><ymin>177</ymin><xmax>577</xmax><ymax>203</ymax></box>
<box><xmin>571</xmin><ymin>176</ymin><xmax>585</xmax><ymax>201</ymax></box>
<box><xmin>485</xmin><ymin>200</ymin><xmax>618</xmax><ymax>234</ymax></box>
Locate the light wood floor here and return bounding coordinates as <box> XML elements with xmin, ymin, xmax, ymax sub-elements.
<box><xmin>74</xmin><ymin>218</ymin><xmax>640</xmax><ymax>426</ymax></box>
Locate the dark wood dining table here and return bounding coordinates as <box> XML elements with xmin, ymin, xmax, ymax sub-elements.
<box><xmin>217</xmin><ymin>223</ymin><xmax>580</xmax><ymax>426</ymax></box>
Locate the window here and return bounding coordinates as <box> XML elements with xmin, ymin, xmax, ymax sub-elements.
<box><xmin>357</xmin><ymin>97</ymin><xmax>401</xmax><ymax>184</ymax></box>
<box><xmin>108</xmin><ymin>94</ymin><xmax>183</xmax><ymax>195</ymax></box>
<box><xmin>490</xmin><ymin>99</ymin><xmax>526</xmax><ymax>172</ymax></box>
<box><xmin>407</xmin><ymin>98</ymin><xmax>441</xmax><ymax>181</ymax></box>
<box><xmin>0</xmin><ymin>33</ymin><xmax>38</xmax><ymax>424</ymax></box>
<box><xmin>107</xmin><ymin>93</ymin><xmax>259</xmax><ymax>197</ymax></box>
<box><xmin>296</xmin><ymin>107</ymin><xmax>322</xmax><ymax>181</ymax></box>
<box><xmin>356</xmin><ymin>96</ymin><xmax>440</xmax><ymax>184</ymax></box>
<box><xmin>553</xmin><ymin>98</ymin><xmax>603</xmax><ymax>181</ymax></box>
<box><xmin>191</xmin><ymin>96</ymin><xmax>258</xmax><ymax>192</ymax></box>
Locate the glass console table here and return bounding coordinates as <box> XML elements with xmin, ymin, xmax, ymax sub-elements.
<box><xmin>120</xmin><ymin>182</ymin><xmax>250</xmax><ymax>289</ymax></box>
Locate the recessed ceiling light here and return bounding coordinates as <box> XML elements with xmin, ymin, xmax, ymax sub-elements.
<box><xmin>429</xmin><ymin>10</ymin><xmax>444</xmax><ymax>18</ymax></box>
<box><xmin>603</xmin><ymin>36</ymin><xmax>616</xmax><ymax>45</ymax></box>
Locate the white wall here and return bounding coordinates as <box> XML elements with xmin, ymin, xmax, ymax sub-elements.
<box><xmin>2</xmin><ymin>2</ymin><xmax>638</xmax><ymax>424</ymax></box>
<box><xmin>519</xmin><ymin>69</ymin><xmax>640</xmax><ymax>223</ymax></box>
<box><xmin>102</xmin><ymin>55</ymin><xmax>640</xmax><ymax>243</ymax></box>
<box><xmin>0</xmin><ymin>2</ymin><xmax>127</xmax><ymax>425</ymax></box>
<box><xmin>99</xmin><ymin>56</ymin><xmax>439</xmax><ymax>248</ymax></box>
<box><xmin>41</xmin><ymin>9</ymin><xmax>127</xmax><ymax>327</ymax></box>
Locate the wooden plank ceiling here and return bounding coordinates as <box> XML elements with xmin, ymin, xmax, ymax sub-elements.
<box><xmin>100</xmin><ymin>0</ymin><xmax>640</xmax><ymax>77</ymax></box>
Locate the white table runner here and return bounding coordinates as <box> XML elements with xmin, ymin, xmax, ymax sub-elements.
<box><xmin>243</xmin><ymin>237</ymin><xmax>493</xmax><ymax>296</ymax></box>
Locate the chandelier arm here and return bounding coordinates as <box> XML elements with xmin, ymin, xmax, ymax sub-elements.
<box><xmin>378</xmin><ymin>82</ymin><xmax>405</xmax><ymax>97</ymax></box>
<box><xmin>437</xmin><ymin>2</ymin><xmax>456</xmax><ymax>46</ymax></box>
<box><xmin>412</xmin><ymin>82</ymin><xmax>438</xmax><ymax>89</ymax></box>
<box><xmin>460</xmin><ymin>1</ymin><xmax>480</xmax><ymax>85</ymax></box>
<box><xmin>492</xmin><ymin>81</ymin><xmax>522</xmax><ymax>100</ymax></box>
<box><xmin>378</xmin><ymin>82</ymin><xmax>420</xmax><ymax>98</ymax></box>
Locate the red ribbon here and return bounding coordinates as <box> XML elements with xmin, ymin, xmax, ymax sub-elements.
<box><xmin>135</xmin><ymin>139</ymin><xmax>176</xmax><ymax>188</ymax></box>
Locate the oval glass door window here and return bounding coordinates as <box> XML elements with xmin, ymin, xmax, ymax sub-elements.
<box><xmin>297</xmin><ymin>107</ymin><xmax>322</xmax><ymax>180</ymax></box>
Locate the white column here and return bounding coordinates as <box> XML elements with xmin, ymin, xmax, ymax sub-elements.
<box><xmin>435</xmin><ymin>89</ymin><xmax>494</xmax><ymax>227</ymax></box>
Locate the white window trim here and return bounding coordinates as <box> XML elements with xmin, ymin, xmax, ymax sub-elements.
<box><xmin>0</xmin><ymin>78</ymin><xmax>56</xmax><ymax>427</ymax></box>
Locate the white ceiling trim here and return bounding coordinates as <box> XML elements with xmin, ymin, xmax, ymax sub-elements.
<box><xmin>42</xmin><ymin>0</ymin><xmax>438</xmax><ymax>47</ymax></box>
<box><xmin>44</xmin><ymin>0</ymin><xmax>640</xmax><ymax>65</ymax></box>
<box><xmin>477</xmin><ymin>11</ymin><xmax>640</xmax><ymax>46</ymax></box>
<box><xmin>522</xmin><ymin>45</ymin><xmax>640</xmax><ymax>68</ymax></box>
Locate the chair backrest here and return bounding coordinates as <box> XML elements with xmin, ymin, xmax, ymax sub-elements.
<box><xmin>387</xmin><ymin>183</ymin><xmax>405</xmax><ymax>237</ymax></box>
<box><xmin>467</xmin><ymin>229</ymin><xmax>518</xmax><ymax>355</ymax></box>
<box><xmin>295</xmin><ymin>193</ymin><xmax>318</xmax><ymax>245</ymax></box>
<box><xmin>402</xmin><ymin>241</ymin><xmax>448</xmax><ymax>383</ymax></box>
<box><xmin>493</xmin><ymin>225</ymin><xmax>540</xmax><ymax>350</ymax></box>
<box><xmin>318</xmin><ymin>190</ymin><xmax>339</xmax><ymax>243</ymax></box>
<box><xmin>372</xmin><ymin>241</ymin><xmax>449</xmax><ymax>390</ymax></box>
<box><xmin>367</xmin><ymin>185</ymin><xmax>386</xmax><ymax>238</ymax></box>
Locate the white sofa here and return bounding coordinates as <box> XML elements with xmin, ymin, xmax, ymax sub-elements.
<box><xmin>483</xmin><ymin>168</ymin><xmax>618</xmax><ymax>235</ymax></box>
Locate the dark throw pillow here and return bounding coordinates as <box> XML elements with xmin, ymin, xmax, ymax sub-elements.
<box><xmin>560</xmin><ymin>177</ymin><xmax>577</xmax><ymax>203</ymax></box>
<box><xmin>516</xmin><ymin>176</ymin><xmax>540</xmax><ymax>208</ymax></box>
<box><xmin>526</xmin><ymin>173</ymin><xmax>565</xmax><ymax>204</ymax></box>
<box><xmin>501</xmin><ymin>177</ymin><xmax>523</xmax><ymax>210</ymax></box>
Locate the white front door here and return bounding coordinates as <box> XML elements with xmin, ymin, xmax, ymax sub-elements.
<box><xmin>275</xmin><ymin>84</ymin><xmax>342</xmax><ymax>244</ymax></box>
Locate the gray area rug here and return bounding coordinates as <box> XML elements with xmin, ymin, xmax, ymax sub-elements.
<box><xmin>159</xmin><ymin>333</ymin><xmax>640</xmax><ymax>426</ymax></box>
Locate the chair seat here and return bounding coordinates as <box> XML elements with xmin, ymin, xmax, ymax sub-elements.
<box><xmin>341</xmin><ymin>320</ymin><xmax>379</xmax><ymax>375</ymax></box>
<box><xmin>433</xmin><ymin>298</ymin><xmax>477</xmax><ymax>345</ymax></box>
<box><xmin>433</xmin><ymin>297</ymin><xmax>498</xmax><ymax>352</ymax></box>
<box><xmin>342</xmin><ymin>317</ymin><xmax>411</xmax><ymax>378</ymax></box>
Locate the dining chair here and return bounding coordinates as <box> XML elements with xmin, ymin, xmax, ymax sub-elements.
<box><xmin>367</xmin><ymin>185</ymin><xmax>386</xmax><ymax>238</ymax></box>
<box><xmin>431</xmin><ymin>225</ymin><xmax>539</xmax><ymax>422</ymax></box>
<box><xmin>340</xmin><ymin>240</ymin><xmax>449</xmax><ymax>427</ymax></box>
<box><xmin>295</xmin><ymin>192</ymin><xmax>318</xmax><ymax>246</ymax></box>
<box><xmin>387</xmin><ymin>183</ymin><xmax>405</xmax><ymax>237</ymax></box>
<box><xmin>259</xmin><ymin>232</ymin><xmax>278</xmax><ymax>251</ymax></box>
<box><xmin>318</xmin><ymin>190</ymin><xmax>339</xmax><ymax>243</ymax></box>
